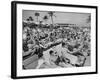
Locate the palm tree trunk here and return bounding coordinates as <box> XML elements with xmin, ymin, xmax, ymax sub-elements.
<box><xmin>37</xmin><ymin>16</ymin><xmax>38</xmax><ymax>22</ymax></box>
<box><xmin>51</xmin><ymin>16</ymin><xmax>54</xmax><ymax>26</ymax></box>
<box><xmin>51</xmin><ymin>16</ymin><xmax>54</xmax><ymax>30</ymax></box>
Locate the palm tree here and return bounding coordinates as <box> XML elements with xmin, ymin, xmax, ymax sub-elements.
<box><xmin>34</xmin><ymin>12</ymin><xmax>41</xmax><ymax>45</ymax></box>
<box><xmin>35</xmin><ymin>12</ymin><xmax>40</xmax><ymax>22</ymax></box>
<box><xmin>26</xmin><ymin>16</ymin><xmax>34</xmax><ymax>22</ymax></box>
<box><xmin>48</xmin><ymin>11</ymin><xmax>56</xmax><ymax>27</ymax></box>
<box><xmin>87</xmin><ymin>15</ymin><xmax>91</xmax><ymax>23</ymax></box>
<box><xmin>43</xmin><ymin>15</ymin><xmax>48</xmax><ymax>24</ymax></box>
<box><xmin>28</xmin><ymin>16</ymin><xmax>34</xmax><ymax>21</ymax></box>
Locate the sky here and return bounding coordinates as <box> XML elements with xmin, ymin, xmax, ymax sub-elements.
<box><xmin>23</xmin><ymin>10</ymin><xmax>91</xmax><ymax>26</ymax></box>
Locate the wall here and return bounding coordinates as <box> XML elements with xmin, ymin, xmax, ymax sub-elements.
<box><xmin>0</xmin><ymin>0</ymin><xmax>99</xmax><ymax>80</ymax></box>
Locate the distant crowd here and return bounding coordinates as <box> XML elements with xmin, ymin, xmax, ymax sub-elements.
<box><xmin>22</xmin><ymin>21</ymin><xmax>91</xmax><ymax>68</ymax></box>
